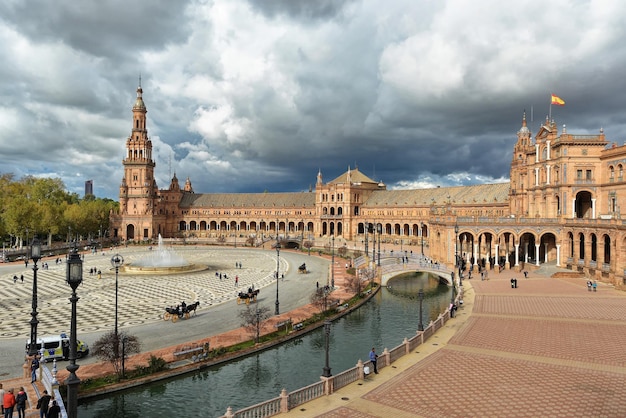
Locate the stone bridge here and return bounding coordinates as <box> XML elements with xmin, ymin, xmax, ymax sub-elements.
<box><xmin>355</xmin><ymin>254</ymin><xmax>453</xmax><ymax>286</ymax></box>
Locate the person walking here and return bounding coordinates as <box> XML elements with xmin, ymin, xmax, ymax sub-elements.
<box><xmin>47</xmin><ymin>400</ymin><xmax>60</xmax><ymax>418</ymax></box>
<box><xmin>14</xmin><ymin>388</ymin><xmax>26</xmax><ymax>418</ymax></box>
<box><xmin>31</xmin><ymin>355</ymin><xmax>40</xmax><ymax>383</ymax></box>
<box><xmin>592</xmin><ymin>281</ymin><xmax>597</xmax><ymax>292</ymax></box>
<box><xmin>0</xmin><ymin>383</ymin><xmax>4</xmax><ymax>415</ymax></box>
<box><xmin>369</xmin><ymin>347</ymin><xmax>379</xmax><ymax>374</ymax></box>
<box><xmin>37</xmin><ymin>390</ymin><xmax>51</xmax><ymax>418</ymax></box>
<box><xmin>3</xmin><ymin>388</ymin><xmax>16</xmax><ymax>418</ymax></box>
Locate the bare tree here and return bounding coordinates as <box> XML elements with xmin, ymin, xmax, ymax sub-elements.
<box><xmin>310</xmin><ymin>287</ymin><xmax>330</xmax><ymax>313</ymax></box>
<box><xmin>239</xmin><ymin>305</ymin><xmax>272</xmax><ymax>343</ymax></box>
<box><xmin>303</xmin><ymin>240</ymin><xmax>314</xmax><ymax>255</ymax></box>
<box><xmin>91</xmin><ymin>330</ymin><xmax>141</xmax><ymax>376</ymax></box>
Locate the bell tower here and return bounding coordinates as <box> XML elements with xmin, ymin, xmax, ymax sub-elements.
<box><xmin>117</xmin><ymin>80</ymin><xmax>160</xmax><ymax>240</ymax></box>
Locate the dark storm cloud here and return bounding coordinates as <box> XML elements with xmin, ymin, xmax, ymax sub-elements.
<box><xmin>2</xmin><ymin>0</ymin><xmax>626</xmax><ymax>199</ymax></box>
<box><xmin>0</xmin><ymin>0</ymin><xmax>193</xmax><ymax>59</ymax></box>
<box><xmin>246</xmin><ymin>0</ymin><xmax>354</xmax><ymax>20</ymax></box>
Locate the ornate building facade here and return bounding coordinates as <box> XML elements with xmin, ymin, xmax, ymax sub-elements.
<box><xmin>110</xmin><ymin>87</ymin><xmax>626</xmax><ymax>286</ymax></box>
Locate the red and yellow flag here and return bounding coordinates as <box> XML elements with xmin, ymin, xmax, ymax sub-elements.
<box><xmin>551</xmin><ymin>94</ymin><xmax>565</xmax><ymax>106</ymax></box>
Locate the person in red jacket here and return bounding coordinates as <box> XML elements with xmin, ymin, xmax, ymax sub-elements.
<box><xmin>3</xmin><ymin>387</ymin><xmax>16</xmax><ymax>418</ymax></box>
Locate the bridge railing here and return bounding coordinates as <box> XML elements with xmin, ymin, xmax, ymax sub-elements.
<box><xmin>221</xmin><ymin>305</ymin><xmax>457</xmax><ymax>418</ymax></box>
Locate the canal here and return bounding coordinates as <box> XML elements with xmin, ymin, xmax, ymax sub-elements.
<box><xmin>78</xmin><ymin>271</ymin><xmax>451</xmax><ymax>417</ymax></box>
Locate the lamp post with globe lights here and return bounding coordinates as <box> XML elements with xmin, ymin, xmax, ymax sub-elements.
<box><xmin>65</xmin><ymin>244</ymin><xmax>83</xmax><ymax>418</ymax></box>
<box><xmin>111</xmin><ymin>254</ymin><xmax>125</xmax><ymax>358</ymax></box>
<box><xmin>275</xmin><ymin>231</ymin><xmax>280</xmax><ymax>315</ymax></box>
<box><xmin>28</xmin><ymin>238</ymin><xmax>42</xmax><ymax>357</ymax></box>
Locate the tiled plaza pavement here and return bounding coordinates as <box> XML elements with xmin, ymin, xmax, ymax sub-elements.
<box><xmin>291</xmin><ymin>269</ymin><xmax>626</xmax><ymax>418</ymax></box>
<box><xmin>0</xmin><ymin>247</ymin><xmax>283</xmax><ymax>338</ymax></box>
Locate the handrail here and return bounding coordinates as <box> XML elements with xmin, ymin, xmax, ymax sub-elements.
<box><xmin>223</xmin><ymin>299</ymin><xmax>456</xmax><ymax>418</ymax></box>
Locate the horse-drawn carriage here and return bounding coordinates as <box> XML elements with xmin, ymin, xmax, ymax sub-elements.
<box><xmin>163</xmin><ymin>301</ymin><xmax>200</xmax><ymax>322</ymax></box>
<box><xmin>237</xmin><ymin>288</ymin><xmax>260</xmax><ymax>305</ymax></box>
<box><xmin>298</xmin><ymin>263</ymin><xmax>308</xmax><ymax>274</ymax></box>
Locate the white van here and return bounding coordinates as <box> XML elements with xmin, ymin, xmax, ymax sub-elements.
<box><xmin>26</xmin><ymin>333</ymin><xmax>89</xmax><ymax>362</ymax></box>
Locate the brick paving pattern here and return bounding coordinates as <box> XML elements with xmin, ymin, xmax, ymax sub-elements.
<box><xmin>352</xmin><ymin>271</ymin><xmax>626</xmax><ymax>417</ymax></box>
<box><xmin>365</xmin><ymin>349</ymin><xmax>626</xmax><ymax>417</ymax></box>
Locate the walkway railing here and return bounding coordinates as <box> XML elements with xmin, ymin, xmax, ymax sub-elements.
<box><xmin>220</xmin><ymin>303</ymin><xmax>456</xmax><ymax>418</ymax></box>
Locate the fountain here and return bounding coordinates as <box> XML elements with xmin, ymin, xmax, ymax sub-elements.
<box><xmin>122</xmin><ymin>235</ymin><xmax>207</xmax><ymax>274</ymax></box>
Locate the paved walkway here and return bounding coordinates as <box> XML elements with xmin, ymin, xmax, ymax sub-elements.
<box><xmin>281</xmin><ymin>268</ymin><xmax>626</xmax><ymax>417</ymax></box>
<box><xmin>0</xmin><ymin>245</ymin><xmax>357</xmax><ymax>416</ymax></box>
<box><xmin>5</xmin><ymin>247</ymin><xmax>626</xmax><ymax>417</ymax></box>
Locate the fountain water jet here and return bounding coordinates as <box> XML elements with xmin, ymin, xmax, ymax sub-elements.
<box><xmin>121</xmin><ymin>235</ymin><xmax>207</xmax><ymax>274</ymax></box>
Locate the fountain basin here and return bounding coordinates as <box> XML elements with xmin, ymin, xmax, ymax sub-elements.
<box><xmin>120</xmin><ymin>263</ymin><xmax>208</xmax><ymax>275</ymax></box>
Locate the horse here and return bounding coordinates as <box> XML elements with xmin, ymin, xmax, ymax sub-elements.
<box><xmin>237</xmin><ymin>289</ymin><xmax>260</xmax><ymax>305</ymax></box>
<box><xmin>184</xmin><ymin>301</ymin><xmax>200</xmax><ymax>316</ymax></box>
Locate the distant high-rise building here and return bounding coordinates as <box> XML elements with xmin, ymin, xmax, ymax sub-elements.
<box><xmin>85</xmin><ymin>180</ymin><xmax>93</xmax><ymax>196</ymax></box>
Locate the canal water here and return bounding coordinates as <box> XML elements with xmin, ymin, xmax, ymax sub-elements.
<box><xmin>78</xmin><ymin>272</ymin><xmax>451</xmax><ymax>417</ymax></box>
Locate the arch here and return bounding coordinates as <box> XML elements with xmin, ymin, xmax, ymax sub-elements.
<box><xmin>539</xmin><ymin>232</ymin><xmax>557</xmax><ymax>265</ymax></box>
<box><xmin>519</xmin><ymin>232</ymin><xmax>537</xmax><ymax>264</ymax></box>
<box><xmin>574</xmin><ymin>190</ymin><xmax>593</xmax><ymax>219</ymax></box>
<box><xmin>179</xmin><ymin>221</ymin><xmax>186</xmax><ymax>231</ymax></box>
<box><xmin>337</xmin><ymin>207</ymin><xmax>343</xmax><ymax>215</ymax></box>
<box><xmin>591</xmin><ymin>233</ymin><xmax>597</xmax><ymax>262</ymax></box>
<box><xmin>200</xmin><ymin>221</ymin><xmax>207</xmax><ymax>231</ymax></box>
<box><xmin>568</xmin><ymin>232</ymin><xmax>574</xmax><ymax>259</ymax></box>
<box><xmin>189</xmin><ymin>221</ymin><xmax>197</xmax><ymax>231</ymax></box>
<box><xmin>603</xmin><ymin>234</ymin><xmax>611</xmax><ymax>264</ymax></box>
<box><xmin>578</xmin><ymin>232</ymin><xmax>585</xmax><ymax>260</ymax></box>
<box><xmin>126</xmin><ymin>224</ymin><xmax>135</xmax><ymax>240</ymax></box>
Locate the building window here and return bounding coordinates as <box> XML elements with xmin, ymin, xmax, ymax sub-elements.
<box><xmin>586</xmin><ymin>170</ymin><xmax>592</xmax><ymax>180</ymax></box>
<box><xmin>576</xmin><ymin>170</ymin><xmax>582</xmax><ymax>180</ymax></box>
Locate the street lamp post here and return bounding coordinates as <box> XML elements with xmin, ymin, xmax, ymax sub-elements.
<box><xmin>275</xmin><ymin>233</ymin><xmax>280</xmax><ymax>315</ymax></box>
<box><xmin>372</xmin><ymin>223</ymin><xmax>378</xmax><ymax>265</ymax></box>
<box><xmin>331</xmin><ymin>235</ymin><xmax>335</xmax><ymax>289</ymax></box>
<box><xmin>418</xmin><ymin>288</ymin><xmax>424</xmax><ymax>331</ymax></box>
<box><xmin>421</xmin><ymin>222</ymin><xmax>425</xmax><ymax>255</ymax></box>
<box><xmin>364</xmin><ymin>222</ymin><xmax>369</xmax><ymax>258</ymax></box>
<box><xmin>110</xmin><ymin>254</ymin><xmax>124</xmax><ymax>358</ymax></box>
<box><xmin>377</xmin><ymin>224</ymin><xmax>381</xmax><ymax>267</ymax></box>
<box><xmin>65</xmin><ymin>245</ymin><xmax>83</xmax><ymax>418</ymax></box>
<box><xmin>28</xmin><ymin>238</ymin><xmax>42</xmax><ymax>357</ymax></box>
<box><xmin>455</xmin><ymin>224</ymin><xmax>461</xmax><ymax>286</ymax></box>
<box><xmin>322</xmin><ymin>320</ymin><xmax>332</xmax><ymax>377</ymax></box>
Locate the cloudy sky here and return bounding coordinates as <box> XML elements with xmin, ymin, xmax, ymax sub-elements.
<box><xmin>1</xmin><ymin>0</ymin><xmax>626</xmax><ymax>199</ymax></box>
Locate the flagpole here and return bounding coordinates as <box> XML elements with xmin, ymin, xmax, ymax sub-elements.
<box><xmin>549</xmin><ymin>102</ymin><xmax>552</xmax><ymax>121</ymax></box>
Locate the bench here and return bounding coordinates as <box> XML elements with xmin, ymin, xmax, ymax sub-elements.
<box><xmin>173</xmin><ymin>346</ymin><xmax>204</xmax><ymax>359</ymax></box>
<box><xmin>275</xmin><ymin>320</ymin><xmax>292</xmax><ymax>332</ymax></box>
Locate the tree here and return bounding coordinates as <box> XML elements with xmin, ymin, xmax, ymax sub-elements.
<box><xmin>91</xmin><ymin>331</ymin><xmax>141</xmax><ymax>376</ymax></box>
<box><xmin>310</xmin><ymin>287</ymin><xmax>330</xmax><ymax>313</ymax></box>
<box><xmin>337</xmin><ymin>245</ymin><xmax>348</xmax><ymax>257</ymax></box>
<box><xmin>303</xmin><ymin>240</ymin><xmax>314</xmax><ymax>255</ymax></box>
<box><xmin>238</xmin><ymin>305</ymin><xmax>271</xmax><ymax>343</ymax></box>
